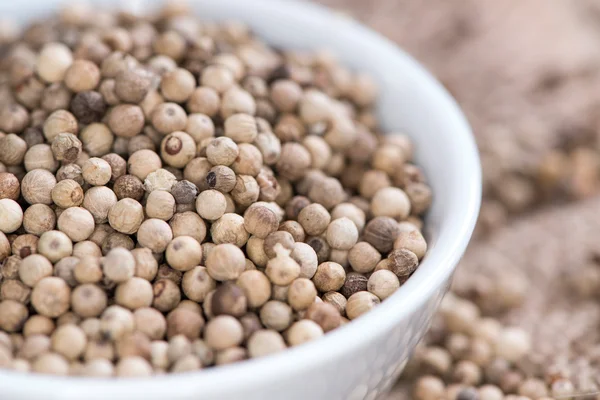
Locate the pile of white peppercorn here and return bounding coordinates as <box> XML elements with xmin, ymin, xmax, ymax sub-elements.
<box><xmin>0</xmin><ymin>1</ymin><xmax>431</xmax><ymax>377</ymax></box>
<box><xmin>402</xmin><ymin>292</ymin><xmax>578</xmax><ymax>400</ymax></box>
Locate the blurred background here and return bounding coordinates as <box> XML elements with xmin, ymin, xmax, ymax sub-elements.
<box><xmin>316</xmin><ymin>0</ymin><xmax>600</xmax><ymax>398</ymax></box>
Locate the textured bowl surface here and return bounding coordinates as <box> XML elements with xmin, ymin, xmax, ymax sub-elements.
<box><xmin>0</xmin><ymin>0</ymin><xmax>481</xmax><ymax>399</ymax></box>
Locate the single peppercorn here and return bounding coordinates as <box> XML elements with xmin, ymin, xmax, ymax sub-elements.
<box><xmin>70</xmin><ymin>91</ymin><xmax>107</xmax><ymax>124</ymax></box>
<box><xmin>21</xmin><ymin>169</ymin><xmax>56</xmax><ymax>205</ymax></box>
<box><xmin>160</xmin><ymin>131</ymin><xmax>196</xmax><ymax>169</ymax></box>
<box><xmin>206</xmin><ymin>165</ymin><xmax>236</xmax><ymax>193</ymax></box>
<box><xmin>170</xmin><ymin>180</ymin><xmax>198</xmax><ymax>204</ymax></box>
<box><xmin>0</xmin><ymin>300</ymin><xmax>29</xmax><ymax>332</ymax></box>
<box><xmin>312</xmin><ymin>262</ymin><xmax>346</xmax><ymax>292</ymax></box>
<box><xmin>388</xmin><ymin>248</ymin><xmax>419</xmax><ymax>278</ymax></box>
<box><xmin>145</xmin><ymin>191</ymin><xmax>176</xmax><ymax>221</ymax></box>
<box><xmin>306</xmin><ymin>236</ymin><xmax>331</xmax><ymax>264</ymax></box>
<box><xmin>151</xmin><ymin>103</ymin><xmax>188</xmax><ymax>135</ymax></box>
<box><xmin>71</xmin><ymin>284</ymin><xmax>107</xmax><ymax>318</ymax></box>
<box><xmin>101</xmin><ymin>153</ymin><xmax>127</xmax><ymax>182</ymax></box>
<box><xmin>165</xmin><ymin>236</ymin><xmax>202</xmax><ymax>272</ymax></box>
<box><xmin>363</xmin><ymin>216</ymin><xmax>401</xmax><ymax>253</ymax></box>
<box><xmin>211</xmin><ymin>283</ymin><xmax>248</xmax><ymax>318</ymax></box>
<box><xmin>23</xmin><ymin>204</ymin><xmax>56</xmax><ymax>236</ymax></box>
<box><xmin>346</xmin><ymin>291</ymin><xmax>380</xmax><ymax>320</ymax></box>
<box><xmin>108</xmin><ymin>105</ymin><xmax>145</xmax><ymax>138</ymax></box>
<box><xmin>114</xmin><ymin>68</ymin><xmax>153</xmax><ymax>104</ymax></box>
<box><xmin>31</xmin><ymin>277</ymin><xmax>71</xmax><ymax>318</ymax></box>
<box><xmin>206</xmin><ymin>244</ymin><xmax>246</xmax><ymax>281</ymax></box>
<box><xmin>340</xmin><ymin>272</ymin><xmax>368</xmax><ymax>299</ymax></box>
<box><xmin>113</xmin><ymin>175</ymin><xmax>144</xmax><ymax>201</ymax></box>
<box><xmin>37</xmin><ymin>230</ymin><xmax>72</xmax><ymax>263</ymax></box>
<box><xmin>0</xmin><ymin>172</ymin><xmax>20</xmax><ymax>200</ymax></box>
<box><xmin>286</xmin><ymin>320</ymin><xmax>324</xmax><ymax>347</ymax></box>
<box><xmin>79</xmin><ymin>123</ymin><xmax>113</xmax><ymax>157</ymax></box>
<box><xmin>0</xmin><ymin>199</ymin><xmax>23</xmax><ymax>234</ymax></box>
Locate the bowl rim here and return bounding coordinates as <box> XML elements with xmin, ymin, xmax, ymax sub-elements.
<box><xmin>0</xmin><ymin>0</ymin><xmax>481</xmax><ymax>396</ymax></box>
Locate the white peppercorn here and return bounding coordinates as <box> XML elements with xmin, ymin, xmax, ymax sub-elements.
<box><xmin>204</xmin><ymin>315</ymin><xmax>244</xmax><ymax>351</ymax></box>
<box><xmin>0</xmin><ymin>199</ymin><xmax>23</xmax><ymax>233</ymax></box>
<box><xmin>211</xmin><ymin>213</ymin><xmax>249</xmax><ymax>247</ymax></box>
<box><xmin>160</xmin><ymin>131</ymin><xmax>196</xmax><ymax>169</ymax></box>
<box><xmin>206</xmin><ymin>137</ymin><xmax>239</xmax><ymax>167</ymax></box>
<box><xmin>367</xmin><ymin>270</ymin><xmax>400</xmax><ymax>300</ymax></box>
<box><xmin>51</xmin><ymin>179</ymin><xmax>84</xmax><ymax>209</ymax></box>
<box><xmin>0</xmin><ymin>134</ymin><xmax>27</xmax><ymax>166</ymax></box>
<box><xmin>236</xmin><ymin>270</ymin><xmax>271</xmax><ymax>309</ymax></box>
<box><xmin>143</xmin><ymin>168</ymin><xmax>177</xmax><ymax>194</ymax></box>
<box><xmin>0</xmin><ymin>172</ymin><xmax>20</xmax><ymax>200</ymax></box>
<box><xmin>160</xmin><ymin>68</ymin><xmax>195</xmax><ymax>103</ymax></box>
<box><xmin>83</xmin><ymin>359</ymin><xmax>114</xmax><ymax>377</ymax></box>
<box><xmin>36</xmin><ymin>42</ymin><xmax>73</xmax><ymax>83</ymax></box>
<box><xmin>151</xmin><ymin>278</ymin><xmax>181</xmax><ymax>313</ymax></box>
<box><xmin>21</xmin><ymin>169</ymin><xmax>56</xmax><ymax>205</ymax></box>
<box><xmin>31</xmin><ymin>353</ymin><xmax>69</xmax><ymax>376</ymax></box>
<box><xmin>37</xmin><ymin>231</ymin><xmax>72</xmax><ymax>263</ymax></box>
<box><xmin>286</xmin><ymin>320</ymin><xmax>324</xmax><ymax>346</ymax></box>
<box><xmin>370</xmin><ymin>187</ymin><xmax>411</xmax><ymax>220</ymax></box>
<box><xmin>388</xmin><ymin>249</ymin><xmax>419</xmax><ymax>278</ymax></box>
<box><xmin>363</xmin><ymin>216</ymin><xmax>401</xmax><ymax>253</ymax></box>
<box><xmin>201</xmin><ymin>65</ymin><xmax>235</xmax><ymax>94</ymax></box>
<box><xmin>107</xmin><ymin>198</ymin><xmax>144</xmax><ymax>235</ymax></box>
<box><xmin>214</xmin><ymin>347</ymin><xmax>247</xmax><ymax>365</ymax></box>
<box><xmin>166</xmin><ymin>236</ymin><xmax>202</xmax><ymax>272</ymax></box>
<box><xmin>19</xmin><ymin>335</ymin><xmax>51</xmax><ymax>361</ymax></box>
<box><xmin>151</xmin><ymin>102</ymin><xmax>188</xmax><ymax>135</ymax></box>
<box><xmin>394</xmin><ymin>230</ymin><xmax>428</xmax><ymax>260</ymax></box>
<box><xmin>124</xmin><ymin>151</ymin><xmax>161</xmax><ymax>183</ymax></box>
<box><xmin>266</xmin><ymin>244</ymin><xmax>301</xmax><ymax>286</ymax></box>
<box><xmin>51</xmin><ymin>324</ymin><xmax>87</xmax><ymax>360</ymax></box>
<box><xmin>205</xmin><ymin>243</ymin><xmax>245</xmax><ymax>281</ymax></box>
<box><xmin>0</xmin><ymin>300</ymin><xmax>28</xmax><ymax>332</ymax></box>
<box><xmin>18</xmin><ymin>254</ymin><xmax>53</xmax><ymax>288</ymax></box>
<box><xmin>57</xmin><ymin>207</ymin><xmax>95</xmax><ymax>242</ymax></box>
<box><xmin>137</xmin><ymin>219</ymin><xmax>173</xmax><ymax>253</ymax></box>
<box><xmin>243</xmin><ymin>202</ymin><xmax>279</xmax><ymax>239</ymax></box>
<box><xmin>326</xmin><ymin>217</ymin><xmax>358</xmax><ymax>250</ymax></box>
<box><xmin>494</xmin><ymin>327</ymin><xmax>531</xmax><ymax>363</ymax></box>
<box><xmin>115</xmin><ymin>278</ymin><xmax>153</xmax><ymax>310</ymax></box>
<box><xmin>102</xmin><ymin>232</ymin><xmax>134</xmax><ymax>254</ymax></box>
<box><xmin>247</xmin><ymin>329</ymin><xmax>286</xmax><ymax>359</ymax></box>
<box><xmin>346</xmin><ymin>291</ymin><xmax>380</xmax><ymax>320</ymax></box>
<box><xmin>83</xmin><ymin>186</ymin><xmax>117</xmax><ymax>224</ymax></box>
<box><xmin>79</xmin><ymin>123</ymin><xmax>114</xmax><ymax>157</ymax></box>
<box><xmin>108</xmin><ymin>105</ymin><xmax>145</xmax><ymax>138</ymax></box>
<box><xmin>298</xmin><ymin>203</ymin><xmax>331</xmax><ymax>236</ymax></box>
<box><xmin>64</xmin><ymin>60</ymin><xmax>100</xmax><ymax>92</ymax></box>
<box><xmin>24</xmin><ymin>144</ymin><xmax>59</xmax><ymax>173</ymax></box>
<box><xmin>259</xmin><ymin>300</ymin><xmax>293</xmax><ymax>332</ymax></box>
<box><xmin>284</xmin><ymin>243</ymin><xmax>318</xmax><ymax>280</ymax></box>
<box><xmin>81</xmin><ymin>157</ymin><xmax>112</xmax><ymax>186</ymax></box>
<box><xmin>31</xmin><ymin>277</ymin><xmax>71</xmax><ymax>318</ymax></box>
<box><xmin>312</xmin><ymin>262</ymin><xmax>345</xmax><ymax>292</ymax></box>
<box><xmin>321</xmin><ymin>291</ymin><xmax>346</xmax><ymax>316</ymax></box>
<box><xmin>231</xmin><ymin>175</ymin><xmax>260</xmax><ymax>207</ymax></box>
<box><xmin>145</xmin><ymin>190</ymin><xmax>176</xmax><ymax>221</ymax></box>
<box><xmin>114</xmin><ymin>68</ymin><xmax>152</xmax><ymax>104</ymax></box>
<box><xmin>115</xmin><ymin>356</ymin><xmax>152</xmax><ymax>377</ymax></box>
<box><xmin>71</xmin><ymin>284</ymin><xmax>107</xmax><ymax>318</ymax></box>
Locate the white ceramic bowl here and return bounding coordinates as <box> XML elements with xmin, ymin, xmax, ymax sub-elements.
<box><xmin>0</xmin><ymin>0</ymin><xmax>481</xmax><ymax>399</ymax></box>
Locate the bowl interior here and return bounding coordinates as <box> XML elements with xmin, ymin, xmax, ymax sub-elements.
<box><xmin>1</xmin><ymin>0</ymin><xmax>481</xmax><ymax>397</ymax></box>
